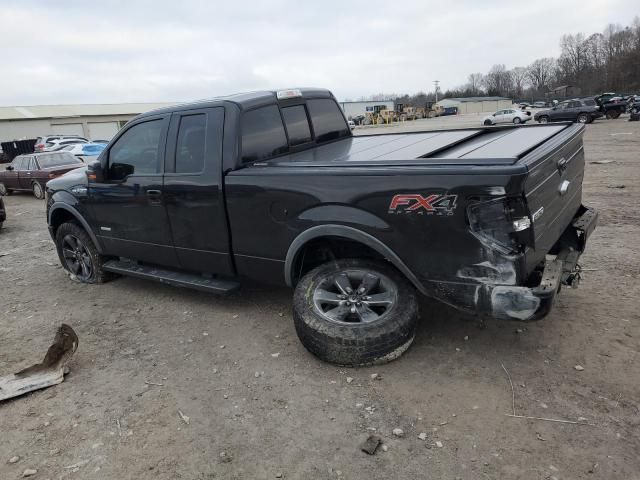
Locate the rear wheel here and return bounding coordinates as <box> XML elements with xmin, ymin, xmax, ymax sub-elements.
<box><xmin>293</xmin><ymin>259</ymin><xmax>419</xmax><ymax>366</ymax></box>
<box><xmin>513</xmin><ymin>117</ymin><xmax>521</xmax><ymax>124</ymax></box>
<box><xmin>32</xmin><ymin>181</ymin><xmax>44</xmax><ymax>199</ymax></box>
<box><xmin>55</xmin><ymin>222</ymin><xmax>113</xmax><ymax>284</ymax></box>
<box><xmin>577</xmin><ymin>113</ymin><xmax>589</xmax><ymax>124</ymax></box>
<box><xmin>538</xmin><ymin>116</ymin><xmax>549</xmax><ymax>124</ymax></box>
<box><xmin>0</xmin><ymin>183</ymin><xmax>11</xmax><ymax>196</ymax></box>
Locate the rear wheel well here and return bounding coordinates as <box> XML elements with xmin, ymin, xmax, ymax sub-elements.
<box><xmin>291</xmin><ymin>236</ymin><xmax>389</xmax><ymax>286</ymax></box>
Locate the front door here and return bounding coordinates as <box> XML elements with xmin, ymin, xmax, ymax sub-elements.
<box><xmin>162</xmin><ymin>107</ymin><xmax>234</xmax><ymax>275</ymax></box>
<box><xmin>2</xmin><ymin>157</ymin><xmax>23</xmax><ymax>190</ymax></box>
<box><xmin>87</xmin><ymin>115</ymin><xmax>179</xmax><ymax>267</ymax></box>
<box><xmin>493</xmin><ymin>110</ymin><xmax>505</xmax><ymax>123</ymax></box>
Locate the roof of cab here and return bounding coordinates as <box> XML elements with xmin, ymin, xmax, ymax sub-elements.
<box><xmin>138</xmin><ymin>88</ymin><xmax>334</xmax><ymax>118</ymax></box>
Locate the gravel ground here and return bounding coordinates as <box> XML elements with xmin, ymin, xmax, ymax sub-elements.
<box><xmin>1</xmin><ymin>115</ymin><xmax>638</xmax><ymax>480</ymax></box>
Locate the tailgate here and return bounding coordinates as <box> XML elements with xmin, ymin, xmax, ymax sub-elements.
<box><xmin>521</xmin><ymin>124</ymin><xmax>585</xmax><ymax>264</ymax></box>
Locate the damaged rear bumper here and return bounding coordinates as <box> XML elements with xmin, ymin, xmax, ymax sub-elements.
<box><xmin>431</xmin><ymin>205</ymin><xmax>597</xmax><ymax>321</ymax></box>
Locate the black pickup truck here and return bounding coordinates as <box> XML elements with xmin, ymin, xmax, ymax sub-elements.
<box><xmin>45</xmin><ymin>88</ymin><xmax>597</xmax><ymax>366</ymax></box>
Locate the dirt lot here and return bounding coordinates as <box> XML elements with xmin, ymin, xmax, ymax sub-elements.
<box><xmin>1</xmin><ymin>116</ymin><xmax>639</xmax><ymax>480</ymax></box>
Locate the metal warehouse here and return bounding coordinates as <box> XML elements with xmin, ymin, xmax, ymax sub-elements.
<box><xmin>0</xmin><ymin>102</ymin><xmax>176</xmax><ymax>143</ymax></box>
<box><xmin>436</xmin><ymin>96</ymin><xmax>513</xmax><ymax>114</ymax></box>
<box><xmin>338</xmin><ymin>100</ymin><xmax>395</xmax><ymax>119</ymax></box>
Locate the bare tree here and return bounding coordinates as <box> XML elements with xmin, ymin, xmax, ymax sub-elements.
<box><xmin>467</xmin><ymin>73</ymin><xmax>484</xmax><ymax>95</ymax></box>
<box><xmin>510</xmin><ymin>67</ymin><xmax>529</xmax><ymax>97</ymax></box>
<box><xmin>483</xmin><ymin>64</ymin><xmax>513</xmax><ymax>96</ymax></box>
<box><xmin>527</xmin><ymin>58</ymin><xmax>555</xmax><ymax>92</ymax></box>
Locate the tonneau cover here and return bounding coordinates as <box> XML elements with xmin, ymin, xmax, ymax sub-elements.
<box><xmin>268</xmin><ymin>124</ymin><xmax>570</xmax><ymax>167</ymax></box>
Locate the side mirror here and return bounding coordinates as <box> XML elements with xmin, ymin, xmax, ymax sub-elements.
<box><xmin>5</xmin><ymin>165</ymin><xmax>13</xmax><ymax>171</ymax></box>
<box><xmin>86</xmin><ymin>160</ymin><xmax>104</xmax><ymax>183</ymax></box>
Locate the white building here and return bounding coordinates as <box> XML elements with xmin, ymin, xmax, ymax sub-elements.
<box><xmin>0</xmin><ymin>102</ymin><xmax>176</xmax><ymax>143</ymax></box>
<box><xmin>338</xmin><ymin>100</ymin><xmax>395</xmax><ymax>119</ymax></box>
<box><xmin>436</xmin><ymin>96</ymin><xmax>513</xmax><ymax>114</ymax></box>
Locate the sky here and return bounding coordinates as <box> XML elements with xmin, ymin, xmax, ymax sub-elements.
<box><xmin>0</xmin><ymin>0</ymin><xmax>637</xmax><ymax>106</ymax></box>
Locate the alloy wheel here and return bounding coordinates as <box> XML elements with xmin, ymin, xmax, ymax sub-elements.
<box><xmin>312</xmin><ymin>269</ymin><xmax>397</xmax><ymax>325</ymax></box>
<box><xmin>61</xmin><ymin>234</ymin><xmax>93</xmax><ymax>281</ymax></box>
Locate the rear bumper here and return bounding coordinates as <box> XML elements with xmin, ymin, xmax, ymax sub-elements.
<box><xmin>430</xmin><ymin>205</ymin><xmax>597</xmax><ymax>321</ymax></box>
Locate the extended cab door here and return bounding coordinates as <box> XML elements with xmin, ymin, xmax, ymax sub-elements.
<box><xmin>162</xmin><ymin>107</ymin><xmax>234</xmax><ymax>275</ymax></box>
<box><xmin>86</xmin><ymin>115</ymin><xmax>180</xmax><ymax>267</ymax></box>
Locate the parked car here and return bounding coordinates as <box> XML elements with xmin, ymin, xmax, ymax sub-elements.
<box><xmin>482</xmin><ymin>108</ymin><xmax>531</xmax><ymax>125</ymax></box>
<box><xmin>594</xmin><ymin>94</ymin><xmax>628</xmax><ymax>119</ymax></box>
<box><xmin>59</xmin><ymin>142</ymin><xmax>107</xmax><ymax>159</ymax></box>
<box><xmin>46</xmin><ymin>88</ymin><xmax>596</xmax><ymax>366</ymax></box>
<box><xmin>0</xmin><ymin>195</ymin><xmax>5</xmax><ymax>229</ymax></box>
<box><xmin>533</xmin><ymin>101</ymin><xmax>547</xmax><ymax>108</ymax></box>
<box><xmin>0</xmin><ymin>152</ymin><xmax>84</xmax><ymax>199</ymax></box>
<box><xmin>44</xmin><ymin>138</ymin><xmax>88</xmax><ymax>152</ymax></box>
<box><xmin>534</xmin><ymin>98</ymin><xmax>603</xmax><ymax>124</ymax></box>
<box><xmin>348</xmin><ymin>120</ymin><xmax>355</xmax><ymax>130</ymax></box>
<box><xmin>34</xmin><ymin>135</ymin><xmax>88</xmax><ymax>152</ymax></box>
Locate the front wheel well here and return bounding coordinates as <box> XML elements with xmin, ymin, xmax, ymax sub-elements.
<box><xmin>49</xmin><ymin>208</ymin><xmax>79</xmax><ymax>237</ymax></box>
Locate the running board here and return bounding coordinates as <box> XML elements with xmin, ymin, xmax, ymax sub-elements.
<box><xmin>103</xmin><ymin>260</ymin><xmax>240</xmax><ymax>294</ymax></box>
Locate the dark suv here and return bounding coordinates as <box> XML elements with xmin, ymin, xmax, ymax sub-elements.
<box><xmin>534</xmin><ymin>98</ymin><xmax>603</xmax><ymax>124</ymax></box>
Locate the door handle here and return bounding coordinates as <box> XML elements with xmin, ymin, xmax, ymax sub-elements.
<box><xmin>146</xmin><ymin>189</ymin><xmax>162</xmax><ymax>205</ymax></box>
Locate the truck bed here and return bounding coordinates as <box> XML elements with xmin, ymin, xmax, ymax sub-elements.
<box><xmin>266</xmin><ymin>124</ymin><xmax>570</xmax><ymax>167</ymax></box>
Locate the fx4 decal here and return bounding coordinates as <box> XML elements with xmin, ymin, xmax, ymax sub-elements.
<box><xmin>388</xmin><ymin>194</ymin><xmax>458</xmax><ymax>216</ymax></box>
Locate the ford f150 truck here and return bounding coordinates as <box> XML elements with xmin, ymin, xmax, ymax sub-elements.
<box><xmin>45</xmin><ymin>88</ymin><xmax>597</xmax><ymax>366</ymax></box>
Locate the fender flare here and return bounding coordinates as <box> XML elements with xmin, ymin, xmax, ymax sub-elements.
<box><xmin>284</xmin><ymin>224</ymin><xmax>427</xmax><ymax>294</ymax></box>
<box><xmin>48</xmin><ymin>202</ymin><xmax>103</xmax><ymax>253</ymax></box>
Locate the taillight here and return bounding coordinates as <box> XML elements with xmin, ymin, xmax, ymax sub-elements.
<box><xmin>467</xmin><ymin>197</ymin><xmax>533</xmax><ymax>254</ymax></box>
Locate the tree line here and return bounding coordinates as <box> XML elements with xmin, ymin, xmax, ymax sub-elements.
<box><xmin>362</xmin><ymin>18</ymin><xmax>640</xmax><ymax>105</ymax></box>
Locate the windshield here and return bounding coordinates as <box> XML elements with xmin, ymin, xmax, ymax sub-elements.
<box><xmin>37</xmin><ymin>153</ymin><xmax>83</xmax><ymax>168</ymax></box>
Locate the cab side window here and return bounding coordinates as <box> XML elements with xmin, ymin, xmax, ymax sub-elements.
<box><xmin>108</xmin><ymin>119</ymin><xmax>163</xmax><ymax>180</ymax></box>
<box><xmin>241</xmin><ymin>105</ymin><xmax>288</xmax><ymax>163</ymax></box>
<box><xmin>175</xmin><ymin>114</ymin><xmax>206</xmax><ymax>174</ymax></box>
<box><xmin>306</xmin><ymin>99</ymin><xmax>350</xmax><ymax>143</ymax></box>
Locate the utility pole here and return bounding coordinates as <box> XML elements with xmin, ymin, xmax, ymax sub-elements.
<box><xmin>433</xmin><ymin>80</ymin><xmax>440</xmax><ymax>103</ymax></box>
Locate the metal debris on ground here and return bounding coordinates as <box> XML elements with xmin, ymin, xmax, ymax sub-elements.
<box><xmin>360</xmin><ymin>435</ymin><xmax>382</xmax><ymax>455</ymax></box>
<box><xmin>0</xmin><ymin>324</ymin><xmax>78</xmax><ymax>402</ymax></box>
<box><xmin>178</xmin><ymin>410</ymin><xmax>190</xmax><ymax>425</ymax></box>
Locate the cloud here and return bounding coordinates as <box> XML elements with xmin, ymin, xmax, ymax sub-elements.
<box><xmin>0</xmin><ymin>0</ymin><xmax>636</xmax><ymax>105</ymax></box>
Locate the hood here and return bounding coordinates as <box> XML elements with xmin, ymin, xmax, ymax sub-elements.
<box><xmin>46</xmin><ymin>165</ymin><xmax>88</xmax><ymax>192</ymax></box>
<box><xmin>41</xmin><ymin>163</ymin><xmax>85</xmax><ymax>174</ymax></box>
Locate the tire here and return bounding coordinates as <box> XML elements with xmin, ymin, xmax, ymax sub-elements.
<box><xmin>483</xmin><ymin>119</ymin><xmax>492</xmax><ymax>126</ymax></box>
<box><xmin>0</xmin><ymin>183</ymin><xmax>11</xmax><ymax>196</ymax></box>
<box><xmin>293</xmin><ymin>258</ymin><xmax>419</xmax><ymax>366</ymax></box>
<box><xmin>605</xmin><ymin>111</ymin><xmax>614</xmax><ymax>119</ymax></box>
<box><xmin>538</xmin><ymin>116</ymin><xmax>549</xmax><ymax>124</ymax></box>
<box><xmin>32</xmin><ymin>181</ymin><xmax>44</xmax><ymax>199</ymax></box>
<box><xmin>577</xmin><ymin>113</ymin><xmax>589</xmax><ymax>124</ymax></box>
<box><xmin>513</xmin><ymin>117</ymin><xmax>521</xmax><ymax>124</ymax></box>
<box><xmin>55</xmin><ymin>222</ymin><xmax>114</xmax><ymax>284</ymax></box>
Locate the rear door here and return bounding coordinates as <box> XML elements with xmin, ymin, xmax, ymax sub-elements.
<box><xmin>163</xmin><ymin>107</ymin><xmax>234</xmax><ymax>275</ymax></box>
<box><xmin>502</xmin><ymin>109</ymin><xmax>515</xmax><ymax>123</ymax></box>
<box><xmin>18</xmin><ymin>156</ymin><xmax>37</xmax><ymax>189</ymax></box>
<box><xmin>87</xmin><ymin>115</ymin><xmax>179</xmax><ymax>266</ymax></box>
